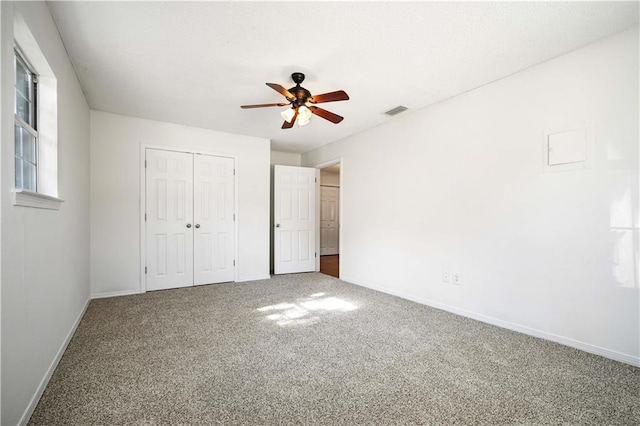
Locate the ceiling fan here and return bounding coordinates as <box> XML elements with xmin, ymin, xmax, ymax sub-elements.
<box><xmin>241</xmin><ymin>72</ymin><xmax>349</xmax><ymax>129</ymax></box>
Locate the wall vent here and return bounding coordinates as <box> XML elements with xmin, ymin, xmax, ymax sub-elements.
<box><xmin>384</xmin><ymin>106</ymin><xmax>409</xmax><ymax>116</ymax></box>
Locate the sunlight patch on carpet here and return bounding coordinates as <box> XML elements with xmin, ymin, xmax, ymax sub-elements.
<box><xmin>258</xmin><ymin>293</ymin><xmax>358</xmax><ymax>327</ymax></box>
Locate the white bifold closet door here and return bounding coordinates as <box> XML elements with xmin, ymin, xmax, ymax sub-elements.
<box><xmin>193</xmin><ymin>154</ymin><xmax>235</xmax><ymax>285</ymax></box>
<box><xmin>146</xmin><ymin>149</ymin><xmax>194</xmax><ymax>290</ymax></box>
<box><xmin>146</xmin><ymin>149</ymin><xmax>234</xmax><ymax>291</ymax></box>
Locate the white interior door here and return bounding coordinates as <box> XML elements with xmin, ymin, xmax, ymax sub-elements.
<box><xmin>274</xmin><ymin>165</ymin><xmax>316</xmax><ymax>274</ymax></box>
<box><xmin>193</xmin><ymin>154</ymin><xmax>235</xmax><ymax>285</ymax></box>
<box><xmin>145</xmin><ymin>149</ymin><xmax>194</xmax><ymax>291</ymax></box>
<box><xmin>320</xmin><ymin>186</ymin><xmax>339</xmax><ymax>255</ymax></box>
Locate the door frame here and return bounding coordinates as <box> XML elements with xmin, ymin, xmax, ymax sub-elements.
<box><xmin>314</xmin><ymin>157</ymin><xmax>343</xmax><ymax>277</ymax></box>
<box><xmin>139</xmin><ymin>144</ymin><xmax>239</xmax><ymax>293</ymax></box>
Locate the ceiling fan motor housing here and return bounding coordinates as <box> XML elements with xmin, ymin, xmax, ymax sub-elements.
<box><xmin>288</xmin><ymin>72</ymin><xmax>311</xmax><ymax>106</ymax></box>
<box><xmin>289</xmin><ymin>87</ymin><xmax>312</xmax><ymax>106</ymax></box>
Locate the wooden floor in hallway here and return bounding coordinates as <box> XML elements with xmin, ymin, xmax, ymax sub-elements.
<box><xmin>320</xmin><ymin>255</ymin><xmax>339</xmax><ymax>278</ymax></box>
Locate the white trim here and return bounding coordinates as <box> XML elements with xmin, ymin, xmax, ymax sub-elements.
<box><xmin>91</xmin><ymin>289</ymin><xmax>142</xmax><ymax>300</ymax></box>
<box><xmin>140</xmin><ymin>144</ymin><xmax>239</xmax><ymax>293</ymax></box>
<box><xmin>12</xmin><ymin>188</ymin><xmax>63</xmax><ymax>210</ymax></box>
<box><xmin>314</xmin><ymin>158</ymin><xmax>343</xmax><ymax>170</ymax></box>
<box><xmin>317</xmin><ymin>180</ymin><xmax>323</xmax><ymax>259</ymax></box>
<box><xmin>314</xmin><ymin>157</ymin><xmax>343</xmax><ymax>278</ymax></box>
<box><xmin>341</xmin><ymin>276</ymin><xmax>640</xmax><ymax>367</ymax></box>
<box><xmin>233</xmin><ymin>157</ymin><xmax>239</xmax><ymax>284</ymax></box>
<box><xmin>15</xmin><ymin>115</ymin><xmax>37</xmax><ymax>138</ymax></box>
<box><xmin>140</xmin><ymin>144</ymin><xmax>146</xmax><ymax>292</ymax></box>
<box><xmin>18</xmin><ymin>297</ymin><xmax>90</xmax><ymax>426</ymax></box>
<box><xmin>236</xmin><ymin>274</ymin><xmax>271</xmax><ymax>283</ymax></box>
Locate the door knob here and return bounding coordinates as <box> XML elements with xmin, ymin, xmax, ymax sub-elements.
<box><xmin>195</xmin><ymin>224</ymin><xmax>200</xmax><ymax>229</ymax></box>
<box><xmin>275</xmin><ymin>224</ymin><xmax>280</xmax><ymax>228</ymax></box>
<box><xmin>186</xmin><ymin>224</ymin><xmax>192</xmax><ymax>228</ymax></box>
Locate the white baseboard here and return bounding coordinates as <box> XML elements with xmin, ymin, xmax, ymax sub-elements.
<box><xmin>236</xmin><ymin>275</ymin><xmax>271</xmax><ymax>283</ymax></box>
<box><xmin>92</xmin><ymin>279</ymin><xmax>273</xmax><ymax>298</ymax></box>
<box><xmin>91</xmin><ymin>288</ymin><xmax>142</xmax><ymax>299</ymax></box>
<box><xmin>18</xmin><ymin>297</ymin><xmax>91</xmax><ymax>426</ymax></box>
<box><xmin>341</xmin><ymin>276</ymin><xmax>640</xmax><ymax>367</ymax></box>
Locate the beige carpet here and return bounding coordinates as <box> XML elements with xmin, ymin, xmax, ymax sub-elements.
<box><xmin>29</xmin><ymin>273</ymin><xmax>639</xmax><ymax>425</ymax></box>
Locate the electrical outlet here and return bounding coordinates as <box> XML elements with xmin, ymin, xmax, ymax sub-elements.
<box><xmin>452</xmin><ymin>273</ymin><xmax>460</xmax><ymax>285</ymax></box>
<box><xmin>442</xmin><ymin>271</ymin><xmax>451</xmax><ymax>283</ymax></box>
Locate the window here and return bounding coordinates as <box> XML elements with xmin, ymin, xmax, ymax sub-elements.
<box><xmin>11</xmin><ymin>10</ymin><xmax>62</xmax><ymax>210</ymax></box>
<box><xmin>14</xmin><ymin>48</ymin><xmax>38</xmax><ymax>192</ymax></box>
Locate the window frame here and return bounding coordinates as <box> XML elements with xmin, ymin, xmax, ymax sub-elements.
<box><xmin>14</xmin><ymin>46</ymin><xmax>38</xmax><ymax>192</ymax></box>
<box><xmin>11</xmin><ymin>11</ymin><xmax>63</xmax><ymax>210</ymax></box>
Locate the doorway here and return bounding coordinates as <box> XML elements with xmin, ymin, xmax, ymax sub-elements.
<box><xmin>273</xmin><ymin>165</ymin><xmax>317</xmax><ymax>275</ymax></box>
<box><xmin>319</xmin><ymin>162</ymin><xmax>340</xmax><ymax>278</ymax></box>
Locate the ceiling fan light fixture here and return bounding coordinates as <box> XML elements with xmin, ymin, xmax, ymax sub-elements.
<box><xmin>281</xmin><ymin>108</ymin><xmax>296</xmax><ymax>123</ymax></box>
<box><xmin>297</xmin><ymin>105</ymin><xmax>312</xmax><ymax>126</ymax></box>
<box><xmin>298</xmin><ymin>105</ymin><xmax>312</xmax><ymax>119</ymax></box>
<box><xmin>298</xmin><ymin>115</ymin><xmax>311</xmax><ymax>126</ymax></box>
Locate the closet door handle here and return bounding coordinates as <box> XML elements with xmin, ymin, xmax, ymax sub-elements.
<box><xmin>195</xmin><ymin>224</ymin><xmax>200</xmax><ymax>229</ymax></box>
<box><xmin>186</xmin><ymin>224</ymin><xmax>192</xmax><ymax>228</ymax></box>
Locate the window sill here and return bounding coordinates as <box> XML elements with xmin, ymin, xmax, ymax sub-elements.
<box><xmin>12</xmin><ymin>188</ymin><xmax>64</xmax><ymax>210</ymax></box>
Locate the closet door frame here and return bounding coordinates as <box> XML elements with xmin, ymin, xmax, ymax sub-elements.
<box><xmin>139</xmin><ymin>144</ymin><xmax>238</xmax><ymax>293</ymax></box>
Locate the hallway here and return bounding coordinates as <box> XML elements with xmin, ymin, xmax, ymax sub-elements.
<box><xmin>320</xmin><ymin>255</ymin><xmax>339</xmax><ymax>278</ymax></box>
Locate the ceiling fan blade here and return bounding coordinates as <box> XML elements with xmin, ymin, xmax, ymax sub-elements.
<box><xmin>266</xmin><ymin>83</ymin><xmax>295</xmax><ymax>100</ymax></box>
<box><xmin>281</xmin><ymin>109</ymin><xmax>298</xmax><ymax>129</ymax></box>
<box><xmin>240</xmin><ymin>103</ymin><xmax>289</xmax><ymax>109</ymax></box>
<box><xmin>309</xmin><ymin>106</ymin><xmax>343</xmax><ymax>124</ymax></box>
<box><xmin>309</xmin><ymin>90</ymin><xmax>349</xmax><ymax>104</ymax></box>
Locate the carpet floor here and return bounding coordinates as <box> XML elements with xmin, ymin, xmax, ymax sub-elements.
<box><xmin>29</xmin><ymin>273</ymin><xmax>639</xmax><ymax>425</ymax></box>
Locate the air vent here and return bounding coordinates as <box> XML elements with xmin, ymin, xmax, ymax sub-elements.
<box><xmin>384</xmin><ymin>106</ymin><xmax>408</xmax><ymax>116</ymax></box>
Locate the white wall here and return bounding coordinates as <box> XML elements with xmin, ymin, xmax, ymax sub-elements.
<box><xmin>1</xmin><ymin>2</ymin><xmax>91</xmax><ymax>424</ymax></box>
<box><xmin>271</xmin><ymin>150</ymin><xmax>301</xmax><ymax>168</ymax></box>
<box><xmin>302</xmin><ymin>28</ymin><xmax>640</xmax><ymax>365</ymax></box>
<box><xmin>91</xmin><ymin>111</ymin><xmax>270</xmax><ymax>296</ymax></box>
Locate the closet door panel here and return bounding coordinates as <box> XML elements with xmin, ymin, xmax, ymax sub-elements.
<box><xmin>193</xmin><ymin>155</ymin><xmax>235</xmax><ymax>285</ymax></box>
<box><xmin>145</xmin><ymin>149</ymin><xmax>194</xmax><ymax>291</ymax></box>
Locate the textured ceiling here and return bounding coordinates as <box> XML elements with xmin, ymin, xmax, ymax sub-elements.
<box><xmin>48</xmin><ymin>1</ymin><xmax>638</xmax><ymax>153</ymax></box>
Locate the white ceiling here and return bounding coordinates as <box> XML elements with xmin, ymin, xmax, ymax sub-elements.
<box><xmin>48</xmin><ymin>1</ymin><xmax>638</xmax><ymax>153</ymax></box>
